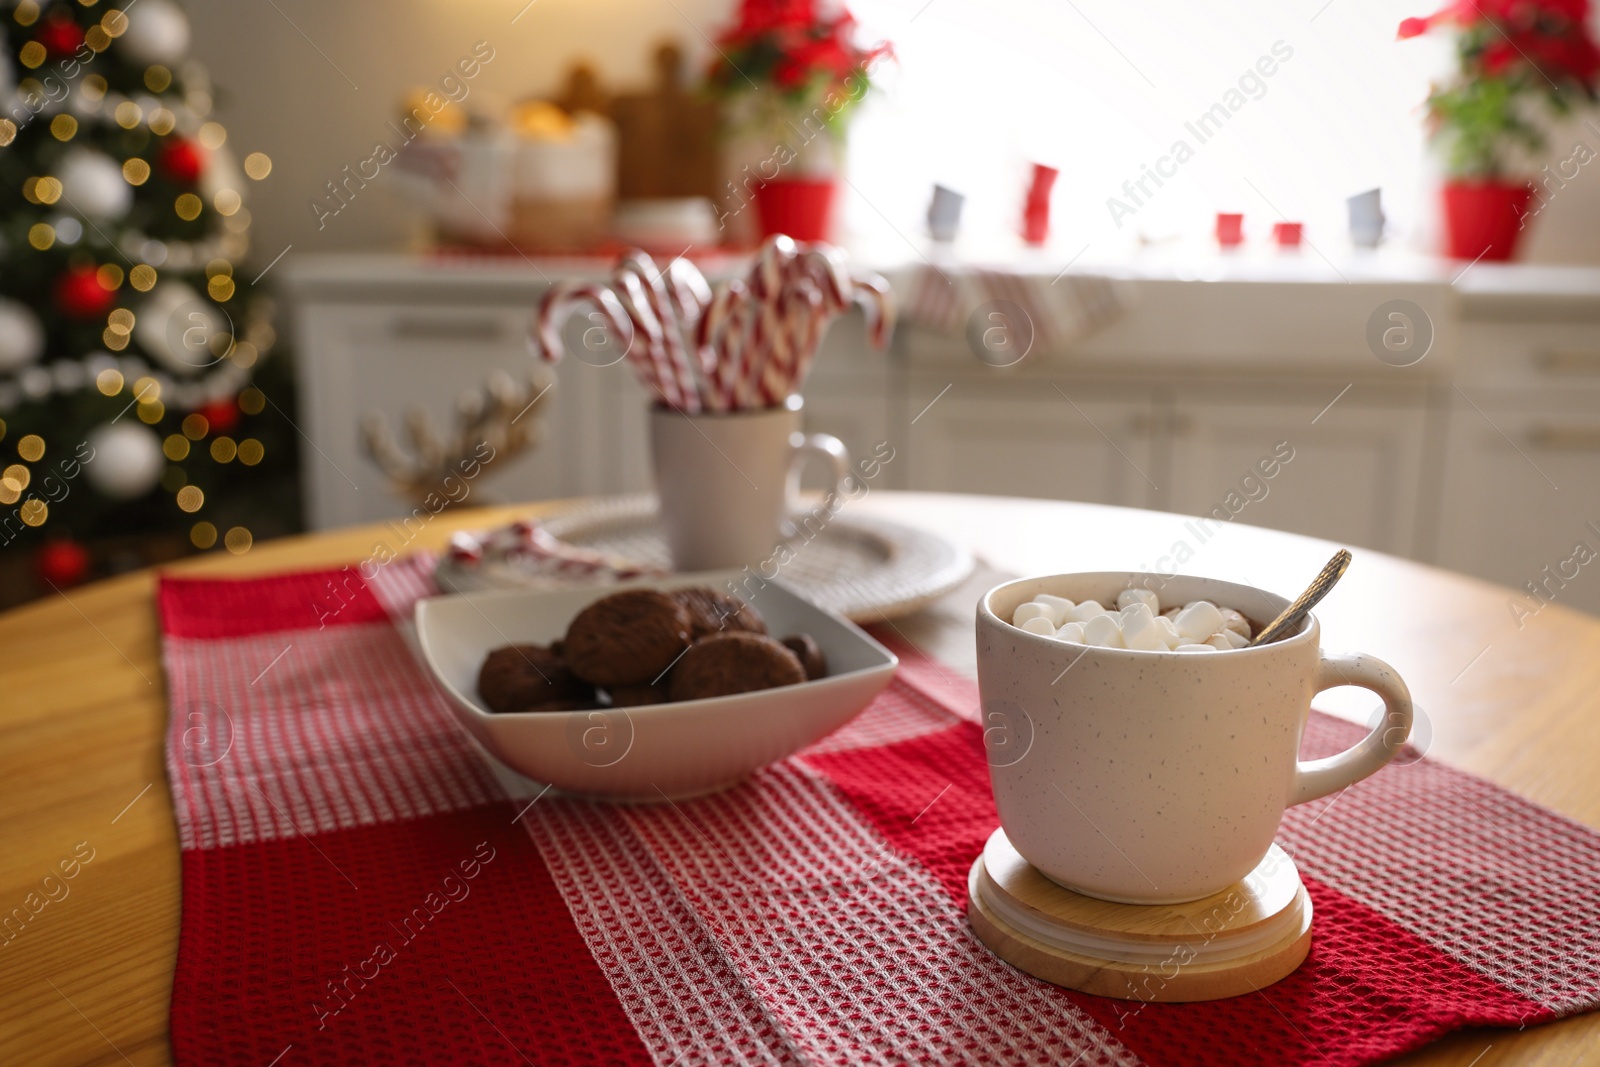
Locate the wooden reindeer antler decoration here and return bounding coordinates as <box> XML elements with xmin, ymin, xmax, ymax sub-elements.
<box><xmin>361</xmin><ymin>370</ymin><xmax>551</xmax><ymax>506</ymax></box>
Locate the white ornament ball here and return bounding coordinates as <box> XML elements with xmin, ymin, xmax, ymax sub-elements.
<box><xmin>117</xmin><ymin>0</ymin><xmax>191</xmax><ymax>66</ymax></box>
<box><xmin>0</xmin><ymin>298</ymin><xmax>45</xmax><ymax>372</ymax></box>
<box><xmin>84</xmin><ymin>422</ymin><xmax>165</xmax><ymax>500</ymax></box>
<box><xmin>58</xmin><ymin>149</ymin><xmax>134</xmax><ymax>220</ymax></box>
<box><xmin>135</xmin><ymin>283</ymin><xmax>231</xmax><ymax>376</ymax></box>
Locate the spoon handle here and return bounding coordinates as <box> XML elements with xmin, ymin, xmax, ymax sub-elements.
<box><xmin>1250</xmin><ymin>549</ymin><xmax>1353</xmax><ymax>647</ymax></box>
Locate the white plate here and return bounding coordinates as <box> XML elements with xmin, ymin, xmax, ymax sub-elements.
<box><xmin>415</xmin><ymin>571</ymin><xmax>899</xmax><ymax>801</ymax></box>
<box><xmin>435</xmin><ymin>494</ymin><xmax>975</xmax><ymax>623</ymax></box>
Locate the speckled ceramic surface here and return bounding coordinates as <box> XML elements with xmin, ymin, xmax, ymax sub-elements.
<box><xmin>977</xmin><ymin>572</ymin><xmax>1413</xmax><ymax>905</ymax></box>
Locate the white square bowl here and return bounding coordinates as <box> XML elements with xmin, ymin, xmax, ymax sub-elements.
<box><xmin>415</xmin><ymin>571</ymin><xmax>899</xmax><ymax>801</ymax></box>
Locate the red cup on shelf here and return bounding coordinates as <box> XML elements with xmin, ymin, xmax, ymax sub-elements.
<box><xmin>1022</xmin><ymin>163</ymin><xmax>1059</xmax><ymax>246</ymax></box>
<box><xmin>1215</xmin><ymin>212</ymin><xmax>1244</xmax><ymax>247</ymax></box>
<box><xmin>1272</xmin><ymin>221</ymin><xmax>1304</xmax><ymax>248</ymax></box>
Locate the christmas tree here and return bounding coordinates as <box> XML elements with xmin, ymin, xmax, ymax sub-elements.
<box><xmin>0</xmin><ymin>0</ymin><xmax>298</xmax><ymax>601</ymax></box>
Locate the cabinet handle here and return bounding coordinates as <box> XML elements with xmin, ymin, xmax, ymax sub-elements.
<box><xmin>1537</xmin><ymin>349</ymin><xmax>1600</xmax><ymax>374</ymax></box>
<box><xmin>388</xmin><ymin>317</ymin><xmax>504</xmax><ymax>342</ymax></box>
<box><xmin>1130</xmin><ymin>411</ymin><xmax>1194</xmax><ymax>436</ymax></box>
<box><xmin>1527</xmin><ymin>424</ymin><xmax>1600</xmax><ymax>450</ymax></box>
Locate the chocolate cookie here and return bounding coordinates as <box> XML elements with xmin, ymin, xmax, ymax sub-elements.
<box><xmin>780</xmin><ymin>633</ymin><xmax>828</xmax><ymax>681</ymax></box>
<box><xmin>563</xmin><ymin>589</ymin><xmax>693</xmax><ymax>688</ymax></box>
<box><xmin>606</xmin><ymin>683</ymin><xmax>668</xmax><ymax>707</ymax></box>
<box><xmin>672</xmin><ymin>587</ymin><xmax>766</xmax><ymax>639</ymax></box>
<box><xmin>477</xmin><ymin>644</ymin><xmax>592</xmax><ymax>714</ymax></box>
<box><xmin>668</xmin><ymin>632</ymin><xmax>806</xmax><ymax>702</ymax></box>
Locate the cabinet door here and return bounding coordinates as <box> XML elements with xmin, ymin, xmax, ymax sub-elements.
<box><xmin>797</xmin><ymin>323</ymin><xmax>900</xmax><ymax>490</ymax></box>
<box><xmin>294</xmin><ymin>303</ymin><xmax>609</xmax><ymax>529</ymax></box>
<box><xmin>1436</xmin><ymin>395</ymin><xmax>1600</xmax><ymax>615</ymax></box>
<box><xmin>1165</xmin><ymin>389</ymin><xmax>1431</xmax><ymax>557</ymax></box>
<box><xmin>902</xmin><ymin>377</ymin><xmax>1160</xmax><ymax>508</ymax></box>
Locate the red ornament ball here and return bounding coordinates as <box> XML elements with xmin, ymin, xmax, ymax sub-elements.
<box><xmin>55</xmin><ymin>265</ymin><xmax>116</xmax><ymax>319</ymax></box>
<box><xmin>36</xmin><ymin>13</ymin><xmax>85</xmax><ymax>58</ymax></box>
<box><xmin>35</xmin><ymin>538</ymin><xmax>91</xmax><ymax>588</ymax></box>
<box><xmin>200</xmin><ymin>398</ymin><xmax>240</xmax><ymax>434</ymax></box>
<box><xmin>158</xmin><ymin>138</ymin><xmax>206</xmax><ymax>184</ymax></box>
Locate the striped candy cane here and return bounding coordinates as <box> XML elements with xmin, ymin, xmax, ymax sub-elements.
<box><xmin>612</xmin><ymin>269</ymin><xmax>685</xmax><ymax>410</ymax></box>
<box><xmin>850</xmin><ymin>271</ymin><xmax>896</xmax><ymax>350</ymax></box>
<box><xmin>784</xmin><ymin>282</ymin><xmax>826</xmax><ymax>398</ymax></box>
<box><xmin>533</xmin><ymin>283</ymin><xmax>633</xmax><ymax>363</ymax></box>
<box><xmin>618</xmin><ymin>252</ymin><xmax>703</xmax><ymax>413</ymax></box>
<box><xmin>755</xmin><ymin>297</ymin><xmax>791</xmax><ymax>407</ymax></box>
<box><xmin>729</xmin><ymin>295</ymin><xmax>766</xmax><ymax>410</ymax></box>
<box><xmin>795</xmin><ymin>242</ymin><xmax>853</xmax><ymax>312</ymax></box>
<box><xmin>704</xmin><ymin>279</ymin><xmax>751</xmax><ymax>412</ymax></box>
<box><xmin>751</xmin><ymin>234</ymin><xmax>798</xmax><ymax>303</ymax></box>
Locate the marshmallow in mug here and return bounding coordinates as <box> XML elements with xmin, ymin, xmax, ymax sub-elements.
<box><xmin>1010</xmin><ymin>589</ymin><xmax>1254</xmax><ymax>652</ymax></box>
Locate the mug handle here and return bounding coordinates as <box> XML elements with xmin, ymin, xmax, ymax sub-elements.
<box><xmin>786</xmin><ymin>431</ymin><xmax>852</xmax><ymax>508</ymax></box>
<box><xmin>1289</xmin><ymin>652</ymin><xmax>1414</xmax><ymax>806</ymax></box>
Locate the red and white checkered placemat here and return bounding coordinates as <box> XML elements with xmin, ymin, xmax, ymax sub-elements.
<box><xmin>157</xmin><ymin>557</ymin><xmax>1600</xmax><ymax>1066</ymax></box>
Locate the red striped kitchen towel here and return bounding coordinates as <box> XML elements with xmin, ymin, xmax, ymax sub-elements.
<box><xmin>158</xmin><ymin>556</ymin><xmax>1600</xmax><ymax>1066</ymax></box>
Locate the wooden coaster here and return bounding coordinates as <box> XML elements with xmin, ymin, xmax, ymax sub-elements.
<box><xmin>967</xmin><ymin>829</ymin><xmax>1312</xmax><ymax>1002</ymax></box>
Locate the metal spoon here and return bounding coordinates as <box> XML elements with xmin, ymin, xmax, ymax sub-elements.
<box><xmin>1249</xmin><ymin>549</ymin><xmax>1352</xmax><ymax>647</ymax></box>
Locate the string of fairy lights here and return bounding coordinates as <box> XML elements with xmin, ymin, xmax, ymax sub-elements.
<box><xmin>1</xmin><ymin>0</ymin><xmax>279</xmax><ymax>558</ymax></box>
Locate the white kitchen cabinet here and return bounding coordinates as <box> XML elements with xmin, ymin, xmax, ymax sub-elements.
<box><xmin>798</xmin><ymin>316</ymin><xmax>900</xmax><ymax>489</ymax></box>
<box><xmin>902</xmin><ymin>375</ymin><xmax>1159</xmax><ymax>508</ymax></box>
<box><xmin>1433</xmin><ymin>291</ymin><xmax>1600</xmax><ymax>615</ymax></box>
<box><xmin>292</xmin><ymin>299</ymin><xmax>632</xmax><ymax>528</ymax></box>
<box><xmin>1435</xmin><ymin>394</ymin><xmax>1600</xmax><ymax>614</ymax></box>
<box><xmin>1165</xmin><ymin>387</ymin><xmax>1433</xmax><ymax>558</ymax></box>
<box><xmin>283</xmin><ymin>255</ymin><xmax>1600</xmax><ymax>616</ymax></box>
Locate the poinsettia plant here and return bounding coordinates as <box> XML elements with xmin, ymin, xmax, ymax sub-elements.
<box><xmin>704</xmin><ymin>0</ymin><xmax>891</xmax><ymax>129</ymax></box>
<box><xmin>1399</xmin><ymin>0</ymin><xmax>1600</xmax><ymax>176</ymax></box>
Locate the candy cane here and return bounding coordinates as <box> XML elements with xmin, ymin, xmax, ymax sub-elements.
<box><xmin>795</xmin><ymin>242</ymin><xmax>853</xmax><ymax>312</ymax></box>
<box><xmin>781</xmin><ymin>273</ymin><xmax>825</xmax><ymax>400</ymax></box>
<box><xmin>850</xmin><ymin>271</ymin><xmax>896</xmax><ymax>350</ymax></box>
<box><xmin>755</xmin><ymin>297</ymin><xmax>790</xmax><ymax>407</ymax></box>
<box><xmin>729</xmin><ymin>295</ymin><xmax>766</xmax><ymax>410</ymax></box>
<box><xmin>533</xmin><ymin>283</ymin><xmax>633</xmax><ymax>363</ymax></box>
<box><xmin>667</xmin><ymin>258</ymin><xmax>717</xmax><ymax>385</ymax></box>
<box><xmin>704</xmin><ymin>279</ymin><xmax>750</xmax><ymax>411</ymax></box>
<box><xmin>784</xmin><ymin>283</ymin><xmax>827</xmax><ymax>396</ymax></box>
<box><xmin>612</xmin><ymin>269</ymin><xmax>686</xmax><ymax>410</ymax></box>
<box><xmin>751</xmin><ymin>234</ymin><xmax>798</xmax><ymax>303</ymax></box>
<box><xmin>665</xmin><ymin>258</ymin><xmax>712</xmax><ymax>326</ymax></box>
<box><xmin>697</xmin><ymin>277</ymin><xmax>743</xmax><ymax>351</ymax></box>
<box><xmin>618</xmin><ymin>252</ymin><xmax>703</xmax><ymax>413</ymax></box>
<box><xmin>659</xmin><ymin>259</ymin><xmax>707</xmax><ymax>377</ymax></box>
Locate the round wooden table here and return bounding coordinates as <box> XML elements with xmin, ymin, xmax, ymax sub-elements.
<box><xmin>1</xmin><ymin>492</ymin><xmax>1596</xmax><ymax>1066</ymax></box>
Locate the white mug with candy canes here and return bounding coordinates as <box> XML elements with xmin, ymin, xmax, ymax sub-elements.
<box><xmin>534</xmin><ymin>236</ymin><xmax>894</xmax><ymax>570</ymax></box>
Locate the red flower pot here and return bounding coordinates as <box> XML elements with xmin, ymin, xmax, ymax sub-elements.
<box><xmin>753</xmin><ymin>178</ymin><xmax>837</xmax><ymax>242</ymax></box>
<box><xmin>1441</xmin><ymin>180</ymin><xmax>1534</xmax><ymax>261</ymax></box>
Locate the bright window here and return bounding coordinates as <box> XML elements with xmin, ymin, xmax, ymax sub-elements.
<box><xmin>844</xmin><ymin>0</ymin><xmax>1453</xmax><ymax>257</ymax></box>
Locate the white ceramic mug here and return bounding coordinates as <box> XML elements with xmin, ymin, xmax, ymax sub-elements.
<box><xmin>650</xmin><ymin>395</ymin><xmax>851</xmax><ymax>571</ymax></box>
<box><xmin>977</xmin><ymin>572</ymin><xmax>1413</xmax><ymax>905</ymax></box>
